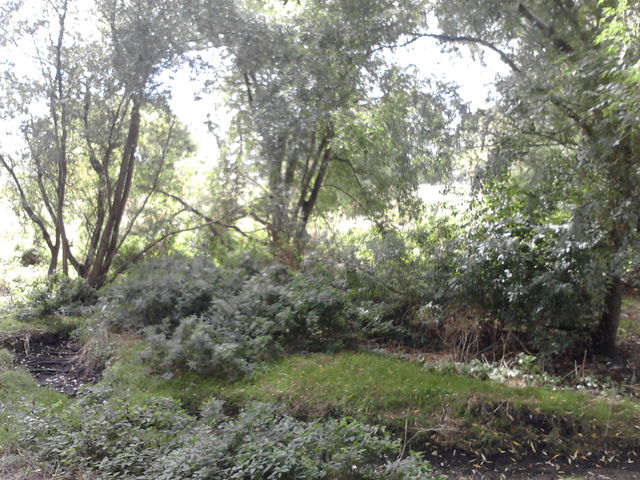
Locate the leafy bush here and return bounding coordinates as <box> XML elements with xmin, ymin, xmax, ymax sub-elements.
<box><xmin>144</xmin><ymin>313</ymin><xmax>277</xmax><ymax>379</ymax></box>
<box><xmin>276</xmin><ymin>256</ymin><xmax>358</xmax><ymax>347</ymax></box>
<box><xmin>9</xmin><ymin>393</ymin><xmax>192</xmax><ymax>477</ymax></box>
<box><xmin>98</xmin><ymin>256</ymin><xmax>239</xmax><ymax>331</ymax></box>
<box><xmin>331</xmin><ymin>219</ymin><xmax>462</xmax><ymax>344</ymax></box>
<box><xmin>453</xmin><ymin>215</ymin><xmax>606</xmax><ymax>356</ymax></box>
<box><xmin>141</xmin><ymin>261</ymin><xmax>357</xmax><ymax>378</ymax></box>
<box><xmin>18</xmin><ymin>273</ymin><xmax>97</xmax><ymax>321</ymax></box>
<box><xmin>19</xmin><ymin>247</ymin><xmax>43</xmax><ymax>267</ymax></box>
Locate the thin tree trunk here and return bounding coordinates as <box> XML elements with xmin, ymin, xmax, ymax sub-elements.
<box><xmin>48</xmin><ymin>245</ymin><xmax>59</xmax><ymax>275</ymax></box>
<box><xmin>594</xmin><ymin>276</ymin><xmax>623</xmax><ymax>357</ymax></box>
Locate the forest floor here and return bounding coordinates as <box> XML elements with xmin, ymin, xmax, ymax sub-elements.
<box><xmin>1</xmin><ymin>297</ymin><xmax>639</xmax><ymax>479</ymax></box>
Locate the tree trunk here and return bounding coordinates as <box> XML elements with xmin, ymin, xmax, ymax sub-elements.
<box><xmin>85</xmin><ymin>99</ymin><xmax>142</xmax><ymax>288</ymax></box>
<box><xmin>594</xmin><ymin>275</ymin><xmax>623</xmax><ymax>357</ymax></box>
<box><xmin>47</xmin><ymin>245</ymin><xmax>59</xmax><ymax>275</ymax></box>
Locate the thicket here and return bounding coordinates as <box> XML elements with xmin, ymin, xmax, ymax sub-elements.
<box><xmin>17</xmin><ymin>273</ymin><xmax>98</xmax><ymax>321</ymax></box>
<box><xmin>51</xmin><ymin>204</ymin><xmax>611</xmax><ymax>379</ymax></box>
<box><xmin>11</xmin><ymin>204</ymin><xmax>611</xmax><ymax>374</ymax></box>
<box><xmin>329</xmin><ymin>203</ymin><xmax>610</xmax><ymax>359</ymax></box>
<box><xmin>89</xmin><ymin>254</ymin><xmax>359</xmax><ymax>378</ymax></box>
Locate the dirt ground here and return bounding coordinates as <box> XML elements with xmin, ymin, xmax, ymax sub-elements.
<box><xmin>429</xmin><ymin>450</ymin><xmax>640</xmax><ymax>479</ymax></box>
<box><xmin>1</xmin><ymin>330</ymin><xmax>99</xmax><ymax>395</ymax></box>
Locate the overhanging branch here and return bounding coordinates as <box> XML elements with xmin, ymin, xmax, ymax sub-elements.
<box><xmin>376</xmin><ymin>32</ymin><xmax>520</xmax><ymax>73</ymax></box>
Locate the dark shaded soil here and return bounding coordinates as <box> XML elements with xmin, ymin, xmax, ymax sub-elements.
<box><xmin>426</xmin><ymin>448</ymin><xmax>640</xmax><ymax>479</ymax></box>
<box><xmin>1</xmin><ymin>330</ymin><xmax>100</xmax><ymax>395</ymax></box>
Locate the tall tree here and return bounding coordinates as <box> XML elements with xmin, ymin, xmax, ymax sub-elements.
<box><xmin>426</xmin><ymin>0</ymin><xmax>640</xmax><ymax>356</ymax></box>
<box><xmin>0</xmin><ymin>0</ymin><xmax>193</xmax><ymax>287</ymax></box>
<box><xmin>193</xmin><ymin>0</ymin><xmax>462</xmax><ymax>263</ymax></box>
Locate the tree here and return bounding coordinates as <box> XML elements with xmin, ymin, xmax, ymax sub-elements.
<box><xmin>0</xmin><ymin>0</ymin><xmax>193</xmax><ymax>287</ymax></box>
<box><xmin>193</xmin><ymin>0</ymin><xmax>462</xmax><ymax>264</ymax></box>
<box><xmin>425</xmin><ymin>0</ymin><xmax>640</xmax><ymax>356</ymax></box>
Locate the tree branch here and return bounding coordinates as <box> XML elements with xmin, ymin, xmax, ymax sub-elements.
<box><xmin>154</xmin><ymin>189</ymin><xmax>251</xmax><ymax>239</ymax></box>
<box><xmin>377</xmin><ymin>32</ymin><xmax>520</xmax><ymax>73</ymax></box>
<box><xmin>117</xmin><ymin>115</ymin><xmax>177</xmax><ymax>251</ymax></box>
<box><xmin>106</xmin><ymin>222</ymin><xmax>214</xmax><ymax>284</ymax></box>
<box><xmin>0</xmin><ymin>154</ymin><xmax>55</xmax><ymax>252</ymax></box>
<box><xmin>517</xmin><ymin>2</ymin><xmax>574</xmax><ymax>54</ymax></box>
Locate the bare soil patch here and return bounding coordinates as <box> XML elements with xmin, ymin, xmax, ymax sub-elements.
<box><xmin>1</xmin><ymin>330</ymin><xmax>100</xmax><ymax>395</ymax></box>
<box><xmin>427</xmin><ymin>449</ymin><xmax>640</xmax><ymax>479</ymax></box>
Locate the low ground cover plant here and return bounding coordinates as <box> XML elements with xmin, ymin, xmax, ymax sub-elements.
<box><xmin>2</xmin><ymin>373</ymin><xmax>439</xmax><ymax>480</ymax></box>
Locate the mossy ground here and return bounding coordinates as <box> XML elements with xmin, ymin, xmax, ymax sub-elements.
<box><xmin>97</xmin><ymin>341</ymin><xmax>223</xmax><ymax>412</ymax></box>
<box><xmin>224</xmin><ymin>352</ymin><xmax>640</xmax><ymax>455</ymax></box>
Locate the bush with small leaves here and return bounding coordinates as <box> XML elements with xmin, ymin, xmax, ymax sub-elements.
<box><xmin>145</xmin><ymin>402</ymin><xmax>440</xmax><ymax>480</ymax></box>
<box><xmin>139</xmin><ymin>258</ymin><xmax>359</xmax><ymax>378</ymax></box>
<box><xmin>7</xmin><ymin>391</ymin><xmax>193</xmax><ymax>477</ymax></box>
<box><xmin>143</xmin><ymin>313</ymin><xmax>277</xmax><ymax>379</ymax></box>
<box><xmin>98</xmin><ymin>255</ymin><xmax>240</xmax><ymax>331</ymax></box>
<box><xmin>18</xmin><ymin>273</ymin><xmax>97</xmax><ymax>320</ymax></box>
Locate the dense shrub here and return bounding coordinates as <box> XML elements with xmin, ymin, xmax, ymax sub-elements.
<box><xmin>144</xmin><ymin>313</ymin><xmax>278</xmax><ymax>379</ymax></box>
<box><xmin>333</xmin><ymin>205</ymin><xmax>607</xmax><ymax>357</ymax></box>
<box><xmin>148</xmin><ymin>401</ymin><xmax>437</xmax><ymax>480</ymax></box>
<box><xmin>98</xmin><ymin>256</ymin><xmax>239</xmax><ymax>331</ymax></box>
<box><xmin>454</xmin><ymin>216</ymin><xmax>607</xmax><ymax>355</ymax></box>
<box><xmin>276</xmin><ymin>256</ymin><xmax>358</xmax><ymax>346</ymax></box>
<box><xmin>8</xmin><ymin>394</ymin><xmax>439</xmax><ymax>480</ymax></box>
<box><xmin>18</xmin><ymin>273</ymin><xmax>97</xmax><ymax>320</ymax></box>
<box><xmin>8</xmin><ymin>394</ymin><xmax>192</xmax><ymax>477</ymax></box>
<box><xmin>331</xmin><ymin>219</ymin><xmax>462</xmax><ymax>344</ymax></box>
<box><xmin>141</xmin><ymin>261</ymin><xmax>358</xmax><ymax>378</ymax></box>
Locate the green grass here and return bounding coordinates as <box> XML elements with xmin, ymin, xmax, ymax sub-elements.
<box><xmin>93</xmin><ymin>346</ymin><xmax>640</xmax><ymax>455</ymax></box>
<box><xmin>226</xmin><ymin>352</ymin><xmax>640</xmax><ymax>454</ymax></box>
<box><xmin>0</xmin><ymin>313</ymin><xmax>83</xmax><ymax>335</ymax></box>
<box><xmin>97</xmin><ymin>342</ymin><xmax>223</xmax><ymax>412</ymax></box>
<box><xmin>0</xmin><ymin>367</ymin><xmax>70</xmax><ymax>450</ymax></box>
<box><xmin>3</xmin><ymin>334</ymin><xmax>639</xmax><ymax>459</ymax></box>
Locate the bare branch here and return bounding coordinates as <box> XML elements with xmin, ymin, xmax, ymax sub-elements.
<box><xmin>106</xmin><ymin>222</ymin><xmax>214</xmax><ymax>284</ymax></box>
<box><xmin>153</xmin><ymin>188</ymin><xmax>252</xmax><ymax>239</ymax></box>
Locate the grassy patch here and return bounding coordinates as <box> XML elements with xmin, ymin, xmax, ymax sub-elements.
<box><xmin>228</xmin><ymin>352</ymin><xmax>640</xmax><ymax>455</ymax></box>
<box><xmin>0</xmin><ymin>313</ymin><xmax>83</xmax><ymax>336</ymax></box>
<box><xmin>0</xmin><ymin>367</ymin><xmax>70</xmax><ymax>451</ymax></box>
<box><xmin>96</xmin><ymin>341</ymin><xmax>222</xmax><ymax>412</ymax></box>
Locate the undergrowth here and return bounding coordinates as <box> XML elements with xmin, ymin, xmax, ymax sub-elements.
<box><xmin>0</xmin><ymin>344</ymin><xmax>441</xmax><ymax>480</ymax></box>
